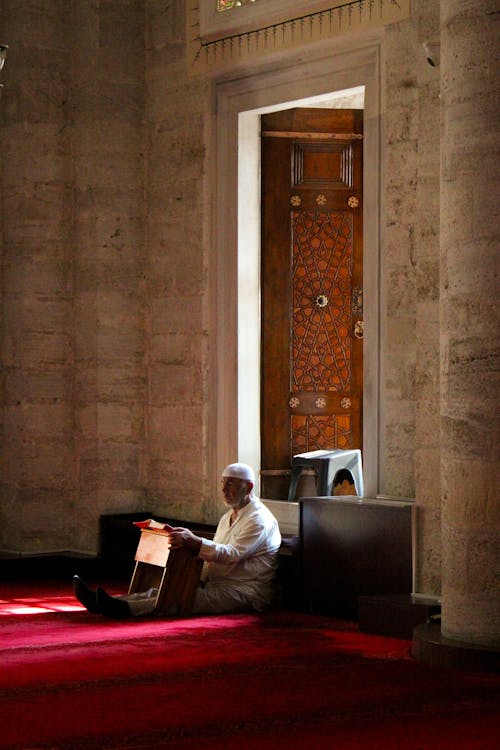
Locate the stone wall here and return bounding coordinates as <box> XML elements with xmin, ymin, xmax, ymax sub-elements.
<box><xmin>1</xmin><ymin>2</ymin><xmax>75</xmax><ymax>552</ymax></box>
<box><xmin>384</xmin><ymin>0</ymin><xmax>441</xmax><ymax>593</ymax></box>
<box><xmin>0</xmin><ymin>0</ymin><xmax>146</xmax><ymax>553</ymax></box>
<box><xmin>0</xmin><ymin>0</ymin><xmax>443</xmax><ymax>576</ymax></box>
<box><xmin>143</xmin><ymin>1</ymin><xmax>211</xmax><ymax>523</ymax></box>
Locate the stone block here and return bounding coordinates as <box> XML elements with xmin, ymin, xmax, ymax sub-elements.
<box><xmin>385</xmin><ymin>405</ymin><xmax>417</xmax><ymax>454</ymax></box>
<box><xmin>383</xmin><ymin>222</ymin><xmax>416</xmax><ymax>266</ymax></box>
<box><xmin>3</xmin><ymin>369</ymin><xmax>72</xmax><ymax>404</ymax></box>
<box><xmin>385</xmin><ymin>317</ymin><xmax>417</xmax><ymax>353</ymax></box>
<box><xmin>386</xmin><ymin>100</ymin><xmax>418</xmax><ymax>145</ymax></box>
<box><xmin>20</xmin><ymin>444</ymin><xmax>74</xmax><ymax>489</ymax></box>
<box><xmin>79</xmin><ymin>455</ymin><xmax>141</xmax><ymax>491</ymax></box>
<box><xmin>147</xmin><ymin>405</ymin><xmax>203</xmax><ymax>453</ymax></box>
<box><xmin>441</xmin><ymin>590</ymin><xmax>500</xmax><ymax>648</ymax></box>
<box><xmin>146</xmin><ymin>219</ymin><xmax>201</xmax><ymax>256</ymax></box>
<box><xmin>2</xmin><ymin>214</ymin><xmax>67</xmax><ymax>244</ymax></box>
<box><xmin>0</xmin><ymin>441</ymin><xmax>25</xmax><ymax>482</ymax></box>
<box><xmin>98</xmin><ymin>4</ymin><xmax>145</xmax><ymax>83</ymax></box>
<box><xmin>445</xmin><ymin>240</ymin><xmax>498</xmax><ymax>297</ymax></box>
<box><xmin>78</xmin><ymin>366</ymin><xmax>145</xmax><ymax>406</ymax></box>
<box><xmin>440</xmin><ymin>182</ymin><xmax>474</xmax><ymax>244</ymax></box>
<box><xmin>416</xmin><ymin>299</ymin><xmax>439</xmax><ymax>333</ymax></box>
<box><xmin>2</xmin><ymin>3</ymin><xmax>71</xmax><ymax>51</ymax></box>
<box><xmin>143</xmin><ymin>254</ymin><xmax>176</xmax><ymax>297</ymax></box>
<box><xmin>380</xmin><ymin>454</ymin><xmax>415</xmax><ymax>499</ymax></box>
<box><xmin>148</xmin><ymin>332</ymin><xmax>202</xmax><ymax>367</ymax></box>
<box><xmin>386</xmin><ymin>178</ymin><xmax>418</xmax><ymax>226</ymax></box>
<box><xmin>146</xmin><ymin>13</ymin><xmax>175</xmax><ymax>49</ymax></box>
<box><xmin>9</xmin><ymin>487</ymin><xmax>75</xmax><ymax>553</ymax></box>
<box><xmin>4</xmin><ymin>403</ymin><xmax>71</xmax><ymax>441</ymax></box>
<box><xmin>73</xmin><ymin>325</ymin><xmax>98</xmax><ymax>366</ymax></box>
<box><xmin>152</xmin><ymin>120</ymin><xmax>205</xmax><ymax>163</ymax></box>
<box><xmin>446</xmin><ymin>378</ymin><xmax>498</xmax><ymax>423</ymax></box>
<box><xmin>466</xmin><ymin>533</ymin><xmax>500</xmax><ymax>596</ymax></box>
<box><xmin>98</xmin><ymin>326</ymin><xmax>144</xmax><ymax>365</ymax></box>
<box><xmin>441</xmin><ymin>413</ymin><xmax>491</xmax><ymax>460</ymax></box>
<box><xmin>415</xmin><ymin>216</ymin><xmax>439</xmax><ymax>259</ymax></box>
<box><xmin>3</xmin><ymin>331</ymin><xmax>71</xmax><ymax>368</ymax></box>
<box><xmin>2</xmin><ymin>259</ymin><xmax>71</xmax><ymax>296</ymax></box>
<box><xmin>96</xmin><ymin>259</ymin><xmax>144</xmax><ymax>295</ymax></box>
<box><xmin>147</xmin><ymin>456</ymin><xmax>205</xmax><ymax>497</ymax></box>
<box><xmin>442</xmin><ymin>527</ymin><xmax>486</xmax><ymax>595</ymax></box>
<box><xmin>147</xmin><ymin>363</ymin><xmax>202</xmax><ymax>406</ymax></box>
<box><xmin>414</xmin><ymin>504</ymin><xmax>442</xmax><ymax>596</ymax></box>
<box><xmin>149</xmin><ymin>295</ymin><xmax>203</xmax><ymax>335</ymax></box>
<box><xmin>96</xmin><ymin>403</ymin><xmax>141</xmax><ymax>441</ymax></box>
<box><xmin>146</xmin><ymin>70</ymin><xmax>208</xmax><ymax>122</ymax></box>
<box><xmin>2</xmin><ymin>126</ymin><xmax>71</xmax><ymax>182</ymax></box>
<box><xmin>2</xmin><ymin>296</ymin><xmax>72</xmax><ymax>335</ymax></box>
<box><xmin>77</xmin><ymin>403</ymin><xmax>139</xmax><ymax>442</ymax></box>
<box><xmin>415</xmin><ymin>258</ymin><xmax>439</xmax><ymax>306</ymax></box>
<box><xmin>472</xmin><ymin>179</ymin><xmax>500</xmax><ymax>235</ymax></box>
<box><xmin>385</xmin><ymin>264</ymin><xmax>417</xmax><ymax>313</ymax></box>
<box><xmin>91</xmin><ymin>290</ymin><xmax>142</xmax><ymax>325</ymax></box>
<box><xmin>3</xmin><ymin>180</ymin><xmax>72</xmax><ymax>225</ymax></box>
<box><xmin>415</xmin><ymin>448</ymin><xmax>441</xmax><ymax>501</ymax></box>
<box><xmin>73</xmin><ymin>117</ymin><xmax>143</xmax><ymax>158</ymax></box>
<box><xmin>95</xmin><ymin>215</ymin><xmax>144</xmax><ymax>246</ymax></box>
<box><xmin>175</xmin><ymin>253</ymin><xmax>205</xmax><ymax>296</ymax></box>
<box><xmin>386</xmin><ymin>138</ymin><xmax>418</xmax><ymax>182</ymax></box>
<box><xmin>73</xmin><ymin>147</ymin><xmax>144</xmax><ymax>190</ymax></box>
<box><xmin>74</xmin><ymin>186</ymin><xmax>143</xmax><ymax>219</ymax></box>
<box><xmin>415</xmin><ymin>398</ymin><xmax>440</xmax><ymax>441</ymax></box>
<box><xmin>415</xmin><ymin>348</ymin><xmax>440</xmax><ymax>396</ymax></box>
<box><xmin>442</xmin><ymin>459</ymin><xmax>497</xmax><ymax>528</ymax></box>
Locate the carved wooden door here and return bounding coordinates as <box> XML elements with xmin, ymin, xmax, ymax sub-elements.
<box><xmin>261</xmin><ymin>108</ymin><xmax>363</xmax><ymax>499</ymax></box>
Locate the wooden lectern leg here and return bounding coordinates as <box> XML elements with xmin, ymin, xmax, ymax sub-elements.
<box><xmin>129</xmin><ymin>529</ymin><xmax>203</xmax><ymax>617</ymax></box>
<box><xmin>155</xmin><ymin>548</ymin><xmax>203</xmax><ymax>616</ymax></box>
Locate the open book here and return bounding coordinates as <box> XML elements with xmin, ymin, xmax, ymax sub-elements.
<box><xmin>133</xmin><ymin>519</ymin><xmax>174</xmax><ymax>533</ymax></box>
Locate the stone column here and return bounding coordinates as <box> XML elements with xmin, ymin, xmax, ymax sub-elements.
<box><xmin>0</xmin><ymin>4</ymin><xmax>75</xmax><ymax>552</ymax></box>
<box><xmin>440</xmin><ymin>0</ymin><xmax>500</xmax><ymax>646</ymax></box>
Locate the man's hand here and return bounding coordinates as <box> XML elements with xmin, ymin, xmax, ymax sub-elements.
<box><xmin>167</xmin><ymin>527</ymin><xmax>202</xmax><ymax>555</ymax></box>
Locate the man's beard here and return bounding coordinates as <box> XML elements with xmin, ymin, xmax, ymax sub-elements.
<box><xmin>223</xmin><ymin>489</ymin><xmax>248</xmax><ymax>509</ymax></box>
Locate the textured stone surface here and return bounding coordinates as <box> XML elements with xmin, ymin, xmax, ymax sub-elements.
<box><xmin>439</xmin><ymin>0</ymin><xmax>500</xmax><ymax>646</ymax></box>
<box><xmin>384</xmin><ymin>0</ymin><xmax>441</xmax><ymax>595</ymax></box>
<box><xmin>0</xmin><ymin>0</ymin><xmax>146</xmax><ymax>553</ymax></box>
<box><xmin>0</xmin><ymin>1</ymin><xmax>496</xmax><ymax>650</ymax></box>
<box><xmin>143</xmin><ymin>0</ymin><xmax>210</xmax><ymax>525</ymax></box>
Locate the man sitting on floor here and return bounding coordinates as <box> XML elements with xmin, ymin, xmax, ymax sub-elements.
<box><xmin>73</xmin><ymin>462</ymin><xmax>282</xmax><ymax>618</ymax></box>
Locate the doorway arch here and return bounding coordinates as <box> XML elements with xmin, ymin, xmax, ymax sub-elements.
<box><xmin>209</xmin><ymin>38</ymin><xmax>383</xmax><ymax>511</ymax></box>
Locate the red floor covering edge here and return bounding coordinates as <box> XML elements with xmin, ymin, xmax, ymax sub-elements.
<box><xmin>0</xmin><ymin>581</ymin><xmax>498</xmax><ymax>750</ymax></box>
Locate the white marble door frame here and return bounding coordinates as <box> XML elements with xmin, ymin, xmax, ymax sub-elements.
<box><xmin>208</xmin><ymin>34</ymin><xmax>384</xmax><ymax>510</ymax></box>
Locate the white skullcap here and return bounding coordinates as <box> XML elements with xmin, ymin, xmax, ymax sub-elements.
<box><xmin>222</xmin><ymin>462</ymin><xmax>255</xmax><ymax>483</ymax></box>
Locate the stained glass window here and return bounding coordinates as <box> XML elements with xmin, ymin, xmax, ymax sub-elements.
<box><xmin>217</xmin><ymin>0</ymin><xmax>257</xmax><ymax>11</ymax></box>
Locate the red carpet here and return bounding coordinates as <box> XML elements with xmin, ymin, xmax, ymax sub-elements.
<box><xmin>1</xmin><ymin>581</ymin><xmax>498</xmax><ymax>749</ymax></box>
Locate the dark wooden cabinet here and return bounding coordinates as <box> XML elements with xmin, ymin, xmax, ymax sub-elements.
<box><xmin>300</xmin><ymin>497</ymin><xmax>415</xmax><ymax>618</ymax></box>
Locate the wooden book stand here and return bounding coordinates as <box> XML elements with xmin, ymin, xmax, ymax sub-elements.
<box><xmin>129</xmin><ymin>528</ymin><xmax>203</xmax><ymax>616</ymax></box>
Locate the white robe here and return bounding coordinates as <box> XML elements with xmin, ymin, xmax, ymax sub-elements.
<box><xmin>123</xmin><ymin>498</ymin><xmax>282</xmax><ymax>616</ymax></box>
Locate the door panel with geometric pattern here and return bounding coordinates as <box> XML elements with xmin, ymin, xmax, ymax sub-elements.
<box><xmin>261</xmin><ymin>108</ymin><xmax>363</xmax><ymax>499</ymax></box>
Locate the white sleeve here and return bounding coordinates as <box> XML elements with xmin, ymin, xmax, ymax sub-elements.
<box><xmin>198</xmin><ymin>516</ymin><xmax>271</xmax><ymax>564</ymax></box>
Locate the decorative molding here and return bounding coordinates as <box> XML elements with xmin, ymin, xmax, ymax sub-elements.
<box><xmin>188</xmin><ymin>0</ymin><xmax>410</xmax><ymax>74</ymax></box>
<box><xmin>210</xmin><ymin>40</ymin><xmax>383</xmax><ymax>505</ymax></box>
<box><xmin>204</xmin><ymin>0</ymin><xmax>361</xmax><ymax>41</ymax></box>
